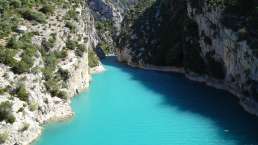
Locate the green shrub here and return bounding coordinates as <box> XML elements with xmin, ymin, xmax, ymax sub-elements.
<box><xmin>88</xmin><ymin>50</ymin><xmax>99</xmax><ymax>68</ymax></box>
<box><xmin>0</xmin><ymin>18</ymin><xmax>13</xmax><ymax>38</ymax></box>
<box><xmin>7</xmin><ymin>33</ymin><xmax>35</xmax><ymax>50</ymax></box>
<box><xmin>17</xmin><ymin>107</ymin><xmax>24</xmax><ymax>113</ymax></box>
<box><xmin>39</xmin><ymin>4</ymin><xmax>55</xmax><ymax>15</ymax></box>
<box><xmin>10</xmin><ymin>0</ymin><xmax>22</xmax><ymax>8</ymax></box>
<box><xmin>7</xmin><ymin>36</ymin><xmax>19</xmax><ymax>49</ymax></box>
<box><xmin>41</xmin><ymin>67</ymin><xmax>54</xmax><ymax>81</ymax></box>
<box><xmin>57</xmin><ymin>91</ymin><xmax>68</xmax><ymax>100</ymax></box>
<box><xmin>65</xmin><ymin>21</ymin><xmax>76</xmax><ymax>32</ymax></box>
<box><xmin>95</xmin><ymin>20</ymin><xmax>113</xmax><ymax>32</ymax></box>
<box><xmin>20</xmin><ymin>8</ymin><xmax>46</xmax><ymax>23</ymax></box>
<box><xmin>66</xmin><ymin>39</ymin><xmax>78</xmax><ymax>50</ymax></box>
<box><xmin>54</xmin><ymin>50</ymin><xmax>68</xmax><ymax>59</ymax></box>
<box><xmin>41</xmin><ymin>48</ymin><xmax>61</xmax><ymax>81</ymax></box>
<box><xmin>44</xmin><ymin>79</ymin><xmax>59</xmax><ymax>96</ymax></box>
<box><xmin>99</xmin><ymin>42</ymin><xmax>111</xmax><ymax>54</ymax></box>
<box><xmin>7</xmin><ymin>38</ymin><xmax>30</xmax><ymax>50</ymax></box>
<box><xmin>24</xmin><ymin>46</ymin><xmax>36</xmax><ymax>56</ymax></box>
<box><xmin>44</xmin><ymin>53</ymin><xmax>58</xmax><ymax>69</ymax></box>
<box><xmin>0</xmin><ymin>16</ymin><xmax>19</xmax><ymax>38</ymax></box>
<box><xmin>8</xmin><ymin>34</ymin><xmax>36</xmax><ymax>74</ymax></box>
<box><xmin>0</xmin><ymin>88</ymin><xmax>6</xmax><ymax>95</ymax></box>
<box><xmin>0</xmin><ymin>48</ymin><xmax>17</xmax><ymax>67</ymax></box>
<box><xmin>16</xmin><ymin>84</ymin><xmax>29</xmax><ymax>102</ymax></box>
<box><xmin>58</xmin><ymin>68</ymin><xmax>70</xmax><ymax>82</ymax></box>
<box><xmin>29</xmin><ymin>101</ymin><xmax>38</xmax><ymax>111</ymax></box>
<box><xmin>7</xmin><ymin>35</ymin><xmax>36</xmax><ymax>74</ymax></box>
<box><xmin>31</xmin><ymin>66</ymin><xmax>40</xmax><ymax>74</ymax></box>
<box><xmin>6</xmin><ymin>114</ymin><xmax>15</xmax><ymax>124</ymax></box>
<box><xmin>42</xmin><ymin>33</ymin><xmax>57</xmax><ymax>51</ymax></box>
<box><xmin>0</xmin><ymin>132</ymin><xmax>8</xmax><ymax>144</ymax></box>
<box><xmin>50</xmin><ymin>33</ymin><xmax>57</xmax><ymax>40</ymax></box>
<box><xmin>0</xmin><ymin>101</ymin><xmax>15</xmax><ymax>124</ymax></box>
<box><xmin>21</xmin><ymin>51</ymin><xmax>35</xmax><ymax>64</ymax></box>
<box><xmin>12</xmin><ymin>60</ymin><xmax>31</xmax><ymax>74</ymax></box>
<box><xmin>41</xmin><ymin>38</ymin><xmax>55</xmax><ymax>51</ymax></box>
<box><xmin>75</xmin><ymin>44</ymin><xmax>86</xmax><ymax>57</ymax></box>
<box><xmin>19</xmin><ymin>32</ymin><xmax>35</xmax><ymax>44</ymax></box>
<box><xmin>65</xmin><ymin>9</ymin><xmax>78</xmax><ymax>20</ymax></box>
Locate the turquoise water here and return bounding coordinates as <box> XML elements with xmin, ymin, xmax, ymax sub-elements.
<box><xmin>35</xmin><ymin>57</ymin><xmax>258</xmax><ymax>145</ymax></box>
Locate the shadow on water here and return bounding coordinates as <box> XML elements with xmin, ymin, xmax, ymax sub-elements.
<box><xmin>102</xmin><ymin>56</ymin><xmax>258</xmax><ymax>145</ymax></box>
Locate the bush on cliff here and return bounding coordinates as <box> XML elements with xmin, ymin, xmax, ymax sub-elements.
<box><xmin>42</xmin><ymin>38</ymin><xmax>55</xmax><ymax>52</ymax></box>
<box><xmin>0</xmin><ymin>16</ymin><xmax>18</xmax><ymax>38</ymax></box>
<box><xmin>0</xmin><ymin>48</ymin><xmax>17</xmax><ymax>67</ymax></box>
<box><xmin>57</xmin><ymin>91</ymin><xmax>68</xmax><ymax>100</ymax></box>
<box><xmin>15</xmin><ymin>84</ymin><xmax>29</xmax><ymax>102</ymax></box>
<box><xmin>19</xmin><ymin>8</ymin><xmax>46</xmax><ymax>23</ymax></box>
<box><xmin>44</xmin><ymin>79</ymin><xmax>59</xmax><ymax>96</ymax></box>
<box><xmin>29</xmin><ymin>101</ymin><xmax>38</xmax><ymax>112</ymax></box>
<box><xmin>12</xmin><ymin>61</ymin><xmax>31</xmax><ymax>74</ymax></box>
<box><xmin>41</xmin><ymin>67</ymin><xmax>54</xmax><ymax>81</ymax></box>
<box><xmin>58</xmin><ymin>68</ymin><xmax>70</xmax><ymax>82</ymax></box>
<box><xmin>0</xmin><ymin>132</ymin><xmax>8</xmax><ymax>144</ymax></box>
<box><xmin>7</xmin><ymin>33</ymin><xmax>36</xmax><ymax>50</ymax></box>
<box><xmin>12</xmin><ymin>48</ymin><xmax>36</xmax><ymax>74</ymax></box>
<box><xmin>66</xmin><ymin>39</ymin><xmax>78</xmax><ymax>50</ymax></box>
<box><xmin>39</xmin><ymin>4</ymin><xmax>55</xmax><ymax>15</ymax></box>
<box><xmin>0</xmin><ymin>101</ymin><xmax>15</xmax><ymax>124</ymax></box>
<box><xmin>99</xmin><ymin>42</ymin><xmax>112</xmax><ymax>54</ymax></box>
<box><xmin>0</xmin><ymin>88</ymin><xmax>6</xmax><ymax>95</ymax></box>
<box><xmin>65</xmin><ymin>9</ymin><xmax>78</xmax><ymax>21</ymax></box>
<box><xmin>65</xmin><ymin>21</ymin><xmax>76</xmax><ymax>33</ymax></box>
<box><xmin>88</xmin><ymin>50</ymin><xmax>99</xmax><ymax>68</ymax></box>
<box><xmin>44</xmin><ymin>79</ymin><xmax>68</xmax><ymax>100</ymax></box>
<box><xmin>75</xmin><ymin>44</ymin><xmax>87</xmax><ymax>57</ymax></box>
<box><xmin>54</xmin><ymin>50</ymin><xmax>68</xmax><ymax>59</ymax></box>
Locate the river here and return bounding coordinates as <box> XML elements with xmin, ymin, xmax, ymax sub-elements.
<box><xmin>35</xmin><ymin>57</ymin><xmax>258</xmax><ymax>145</ymax></box>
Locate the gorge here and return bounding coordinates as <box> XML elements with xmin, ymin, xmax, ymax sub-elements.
<box><xmin>34</xmin><ymin>57</ymin><xmax>258</xmax><ymax>145</ymax></box>
<box><xmin>0</xmin><ymin>0</ymin><xmax>258</xmax><ymax>145</ymax></box>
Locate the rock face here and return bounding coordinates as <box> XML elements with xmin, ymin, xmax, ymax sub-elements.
<box><xmin>88</xmin><ymin>0</ymin><xmax>138</xmax><ymax>56</ymax></box>
<box><xmin>117</xmin><ymin>0</ymin><xmax>258</xmax><ymax>115</ymax></box>
<box><xmin>0</xmin><ymin>2</ymin><xmax>100</xmax><ymax>145</ymax></box>
<box><xmin>88</xmin><ymin>0</ymin><xmax>138</xmax><ymax>29</ymax></box>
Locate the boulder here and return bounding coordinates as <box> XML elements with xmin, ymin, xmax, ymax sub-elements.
<box><xmin>75</xmin><ymin>8</ymin><xmax>82</xmax><ymax>15</ymax></box>
<box><xmin>16</xmin><ymin>25</ymin><xmax>27</xmax><ymax>33</ymax></box>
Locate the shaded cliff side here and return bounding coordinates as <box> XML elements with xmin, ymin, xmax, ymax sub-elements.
<box><xmin>117</xmin><ymin>0</ymin><xmax>258</xmax><ymax>115</ymax></box>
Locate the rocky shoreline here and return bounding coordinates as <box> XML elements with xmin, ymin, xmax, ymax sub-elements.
<box><xmin>0</xmin><ymin>1</ymin><xmax>107</xmax><ymax>144</ymax></box>
<box><xmin>120</xmin><ymin>61</ymin><xmax>258</xmax><ymax>117</ymax></box>
<box><xmin>27</xmin><ymin>64</ymin><xmax>105</xmax><ymax>145</ymax></box>
<box><xmin>90</xmin><ymin>64</ymin><xmax>106</xmax><ymax>74</ymax></box>
<box><xmin>115</xmin><ymin>0</ymin><xmax>258</xmax><ymax>118</ymax></box>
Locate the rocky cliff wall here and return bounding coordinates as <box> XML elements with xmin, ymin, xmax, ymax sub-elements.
<box><xmin>0</xmin><ymin>1</ymin><xmax>100</xmax><ymax>144</ymax></box>
<box><xmin>88</xmin><ymin>0</ymin><xmax>138</xmax><ymax>55</ymax></box>
<box><xmin>117</xmin><ymin>0</ymin><xmax>258</xmax><ymax>115</ymax></box>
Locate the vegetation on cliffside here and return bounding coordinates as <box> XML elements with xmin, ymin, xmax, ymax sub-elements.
<box><xmin>0</xmin><ymin>0</ymin><xmax>95</xmax><ymax>130</ymax></box>
<box><xmin>117</xmin><ymin>0</ymin><xmax>258</xmax><ymax>101</ymax></box>
<box><xmin>118</xmin><ymin>0</ymin><xmax>203</xmax><ymax>68</ymax></box>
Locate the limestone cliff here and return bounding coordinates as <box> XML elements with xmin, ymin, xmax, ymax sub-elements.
<box><xmin>117</xmin><ymin>0</ymin><xmax>258</xmax><ymax>115</ymax></box>
<box><xmin>88</xmin><ymin>0</ymin><xmax>138</xmax><ymax>29</ymax></box>
<box><xmin>88</xmin><ymin>0</ymin><xmax>138</xmax><ymax>55</ymax></box>
<box><xmin>0</xmin><ymin>1</ymin><xmax>100</xmax><ymax>144</ymax></box>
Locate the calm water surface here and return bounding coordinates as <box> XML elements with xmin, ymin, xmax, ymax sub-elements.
<box><xmin>35</xmin><ymin>57</ymin><xmax>258</xmax><ymax>145</ymax></box>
